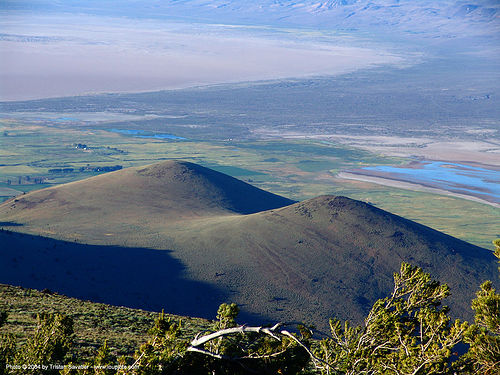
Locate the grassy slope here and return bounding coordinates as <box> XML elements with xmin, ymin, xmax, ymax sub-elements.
<box><xmin>0</xmin><ymin>161</ymin><xmax>497</xmax><ymax>330</ymax></box>
<box><xmin>169</xmin><ymin>196</ymin><xmax>497</xmax><ymax>326</ymax></box>
<box><xmin>0</xmin><ymin>283</ymin><xmax>210</xmax><ymax>361</ymax></box>
<box><xmin>0</xmin><ymin>160</ymin><xmax>294</xmax><ymax>240</ymax></box>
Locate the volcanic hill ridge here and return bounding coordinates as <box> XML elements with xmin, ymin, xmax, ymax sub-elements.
<box><xmin>0</xmin><ymin>160</ymin><xmax>497</xmax><ymax>329</ymax></box>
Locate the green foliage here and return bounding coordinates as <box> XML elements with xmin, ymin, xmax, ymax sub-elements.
<box><xmin>194</xmin><ymin>304</ymin><xmax>311</xmax><ymax>374</ymax></box>
<box><xmin>236</xmin><ymin>331</ymin><xmax>311</xmax><ymax>375</ymax></box>
<box><xmin>0</xmin><ymin>311</ymin><xmax>7</xmax><ymax>328</ymax></box>
<box><xmin>0</xmin><ymin>310</ymin><xmax>16</xmax><ymax>375</ymax></box>
<box><xmin>215</xmin><ymin>303</ymin><xmax>239</xmax><ymax>330</ymax></box>
<box><xmin>0</xmin><ymin>336</ymin><xmax>16</xmax><ymax>375</ymax></box>
<box><xmin>60</xmin><ymin>341</ymin><xmax>117</xmax><ymax>375</ymax></box>
<box><xmin>120</xmin><ymin>311</ymin><xmax>189</xmax><ymax>375</ymax></box>
<box><xmin>314</xmin><ymin>263</ymin><xmax>468</xmax><ymax>375</ymax></box>
<box><xmin>461</xmin><ymin>240</ymin><xmax>500</xmax><ymax>375</ymax></box>
<box><xmin>494</xmin><ymin>239</ymin><xmax>500</xmax><ymax>274</ymax></box>
<box><xmin>1</xmin><ymin>313</ymin><xmax>73</xmax><ymax>375</ymax></box>
<box><xmin>471</xmin><ymin>281</ymin><xmax>500</xmax><ymax>334</ymax></box>
<box><xmin>0</xmin><ymin>283</ymin><xmax>193</xmax><ymax>361</ymax></box>
<box><xmin>91</xmin><ymin>342</ymin><xmax>117</xmax><ymax>375</ymax></box>
<box><xmin>18</xmin><ymin>313</ymin><xmax>73</xmax><ymax>374</ymax></box>
<box><xmin>207</xmin><ymin>303</ymin><xmax>240</xmax><ymax>356</ymax></box>
<box><xmin>463</xmin><ymin>282</ymin><xmax>500</xmax><ymax>375</ymax></box>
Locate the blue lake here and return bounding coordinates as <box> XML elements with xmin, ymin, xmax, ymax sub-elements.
<box><xmin>55</xmin><ymin>117</ymin><xmax>80</xmax><ymax>122</ymax></box>
<box><xmin>110</xmin><ymin>129</ymin><xmax>186</xmax><ymax>140</ymax></box>
<box><xmin>361</xmin><ymin>161</ymin><xmax>500</xmax><ymax>203</ymax></box>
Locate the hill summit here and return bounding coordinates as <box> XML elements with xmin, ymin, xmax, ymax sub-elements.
<box><xmin>0</xmin><ymin>160</ymin><xmax>294</xmax><ymax>230</ymax></box>
<box><xmin>0</xmin><ymin>161</ymin><xmax>497</xmax><ymax>329</ymax></box>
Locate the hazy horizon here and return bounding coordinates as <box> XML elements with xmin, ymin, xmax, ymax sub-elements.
<box><xmin>1</xmin><ymin>0</ymin><xmax>498</xmax><ymax>101</ymax></box>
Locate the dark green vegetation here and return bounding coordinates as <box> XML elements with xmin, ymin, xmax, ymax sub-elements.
<box><xmin>0</xmin><ymin>161</ymin><xmax>497</xmax><ymax>330</ymax></box>
<box><xmin>310</xmin><ymin>254</ymin><xmax>500</xmax><ymax>375</ymax></box>
<box><xmin>1</xmin><ymin>254</ymin><xmax>499</xmax><ymax>374</ymax></box>
<box><xmin>0</xmin><ymin>284</ymin><xmax>210</xmax><ymax>362</ymax></box>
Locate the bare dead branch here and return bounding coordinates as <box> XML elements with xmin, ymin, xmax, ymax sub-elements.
<box><xmin>189</xmin><ymin>323</ymin><xmax>282</xmax><ymax>348</ymax></box>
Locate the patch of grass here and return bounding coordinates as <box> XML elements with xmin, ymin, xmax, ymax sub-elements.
<box><xmin>0</xmin><ymin>284</ymin><xmax>211</xmax><ymax>361</ymax></box>
<box><xmin>204</xmin><ymin>164</ymin><xmax>266</xmax><ymax>177</ymax></box>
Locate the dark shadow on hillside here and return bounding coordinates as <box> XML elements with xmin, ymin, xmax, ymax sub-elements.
<box><xmin>0</xmin><ymin>230</ymin><xmax>238</xmax><ymax>320</ymax></box>
<box><xmin>0</xmin><ymin>221</ymin><xmax>23</xmax><ymax>227</ymax></box>
<box><xmin>171</xmin><ymin>162</ymin><xmax>296</xmax><ymax>214</ymax></box>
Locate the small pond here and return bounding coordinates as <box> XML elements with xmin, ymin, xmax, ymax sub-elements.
<box><xmin>110</xmin><ymin>129</ymin><xmax>186</xmax><ymax>140</ymax></box>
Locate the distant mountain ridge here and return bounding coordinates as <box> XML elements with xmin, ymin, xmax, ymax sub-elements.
<box><xmin>4</xmin><ymin>0</ymin><xmax>498</xmax><ymax>37</ymax></box>
<box><xmin>0</xmin><ymin>161</ymin><xmax>497</xmax><ymax>329</ymax></box>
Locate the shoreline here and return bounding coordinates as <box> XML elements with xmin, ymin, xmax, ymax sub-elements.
<box><xmin>337</xmin><ymin>172</ymin><xmax>500</xmax><ymax>209</ymax></box>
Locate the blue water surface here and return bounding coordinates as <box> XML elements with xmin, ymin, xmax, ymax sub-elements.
<box><xmin>56</xmin><ymin>117</ymin><xmax>80</xmax><ymax>122</ymax></box>
<box><xmin>362</xmin><ymin>161</ymin><xmax>500</xmax><ymax>202</ymax></box>
<box><xmin>110</xmin><ymin>129</ymin><xmax>186</xmax><ymax>140</ymax></box>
